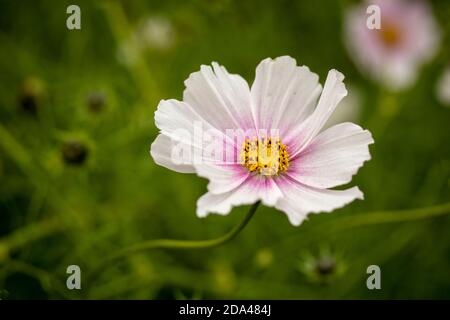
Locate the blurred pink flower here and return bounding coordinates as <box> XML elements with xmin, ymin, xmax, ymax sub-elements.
<box><xmin>345</xmin><ymin>0</ymin><xmax>441</xmax><ymax>90</ymax></box>
<box><xmin>150</xmin><ymin>57</ymin><xmax>374</xmax><ymax>226</ymax></box>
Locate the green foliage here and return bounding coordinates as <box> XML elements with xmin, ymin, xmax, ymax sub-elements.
<box><xmin>0</xmin><ymin>0</ymin><xmax>449</xmax><ymax>299</ymax></box>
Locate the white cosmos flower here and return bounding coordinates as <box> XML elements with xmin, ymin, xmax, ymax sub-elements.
<box><xmin>345</xmin><ymin>0</ymin><xmax>441</xmax><ymax>91</ymax></box>
<box><xmin>137</xmin><ymin>16</ymin><xmax>175</xmax><ymax>51</ymax></box>
<box><xmin>150</xmin><ymin>56</ymin><xmax>374</xmax><ymax>226</ymax></box>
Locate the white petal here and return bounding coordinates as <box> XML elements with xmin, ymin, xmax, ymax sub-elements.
<box><xmin>153</xmin><ymin>99</ymin><xmax>238</xmax><ymax>166</ymax></box>
<box><xmin>288</xmin><ymin>122</ymin><xmax>373</xmax><ymax>188</ymax></box>
<box><xmin>287</xmin><ymin>69</ymin><xmax>348</xmax><ymax>157</ymax></box>
<box><xmin>250</xmin><ymin>56</ymin><xmax>322</xmax><ymax>133</ymax></box>
<box><xmin>196</xmin><ymin>177</ymin><xmax>282</xmax><ymax>217</ymax></box>
<box><xmin>196</xmin><ymin>182</ymin><xmax>259</xmax><ymax>218</ymax></box>
<box><xmin>275</xmin><ymin>176</ymin><xmax>364</xmax><ymax>226</ymax></box>
<box><xmin>150</xmin><ymin>134</ymin><xmax>196</xmax><ymax>173</ymax></box>
<box><xmin>183</xmin><ymin>63</ymin><xmax>254</xmax><ymax>132</ymax></box>
<box><xmin>195</xmin><ymin>163</ymin><xmax>249</xmax><ymax>194</ymax></box>
<box><xmin>155</xmin><ymin>99</ymin><xmax>216</xmax><ymax>144</ymax></box>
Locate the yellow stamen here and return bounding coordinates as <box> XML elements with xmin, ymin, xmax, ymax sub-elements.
<box><xmin>240</xmin><ymin>136</ymin><xmax>289</xmax><ymax>176</ymax></box>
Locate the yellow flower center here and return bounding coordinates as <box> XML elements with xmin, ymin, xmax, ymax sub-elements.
<box><xmin>379</xmin><ymin>24</ymin><xmax>401</xmax><ymax>47</ymax></box>
<box><xmin>240</xmin><ymin>137</ymin><xmax>289</xmax><ymax>176</ymax></box>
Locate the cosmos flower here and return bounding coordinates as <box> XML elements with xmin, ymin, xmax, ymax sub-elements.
<box><xmin>344</xmin><ymin>0</ymin><xmax>441</xmax><ymax>90</ymax></box>
<box><xmin>150</xmin><ymin>56</ymin><xmax>374</xmax><ymax>226</ymax></box>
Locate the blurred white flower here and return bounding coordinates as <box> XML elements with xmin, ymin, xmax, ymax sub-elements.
<box><xmin>137</xmin><ymin>16</ymin><xmax>175</xmax><ymax>51</ymax></box>
<box><xmin>345</xmin><ymin>0</ymin><xmax>441</xmax><ymax>91</ymax></box>
<box><xmin>436</xmin><ymin>66</ymin><xmax>450</xmax><ymax>107</ymax></box>
<box><xmin>150</xmin><ymin>56</ymin><xmax>374</xmax><ymax>226</ymax></box>
<box><xmin>116</xmin><ymin>16</ymin><xmax>175</xmax><ymax>65</ymax></box>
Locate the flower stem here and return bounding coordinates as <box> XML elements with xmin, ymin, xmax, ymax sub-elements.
<box><xmin>89</xmin><ymin>201</ymin><xmax>260</xmax><ymax>277</ymax></box>
<box><xmin>333</xmin><ymin>202</ymin><xmax>450</xmax><ymax>230</ymax></box>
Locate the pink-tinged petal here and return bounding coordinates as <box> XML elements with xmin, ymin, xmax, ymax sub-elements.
<box><xmin>196</xmin><ymin>176</ymin><xmax>282</xmax><ymax>217</ymax></box>
<box><xmin>288</xmin><ymin>122</ymin><xmax>373</xmax><ymax>188</ymax></box>
<box><xmin>250</xmin><ymin>56</ymin><xmax>322</xmax><ymax>133</ymax></box>
<box><xmin>150</xmin><ymin>134</ymin><xmax>196</xmax><ymax>173</ymax></box>
<box><xmin>183</xmin><ymin>63</ymin><xmax>254</xmax><ymax>132</ymax></box>
<box><xmin>275</xmin><ymin>176</ymin><xmax>364</xmax><ymax>226</ymax></box>
<box><xmin>257</xmin><ymin>177</ymin><xmax>284</xmax><ymax>206</ymax></box>
<box><xmin>195</xmin><ymin>163</ymin><xmax>249</xmax><ymax>194</ymax></box>
<box><xmin>287</xmin><ymin>69</ymin><xmax>347</xmax><ymax>157</ymax></box>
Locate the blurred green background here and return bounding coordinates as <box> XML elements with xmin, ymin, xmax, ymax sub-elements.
<box><xmin>0</xmin><ymin>0</ymin><xmax>449</xmax><ymax>299</ymax></box>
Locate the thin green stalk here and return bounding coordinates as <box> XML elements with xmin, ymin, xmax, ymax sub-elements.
<box><xmin>0</xmin><ymin>217</ymin><xmax>62</xmax><ymax>263</ymax></box>
<box><xmin>0</xmin><ymin>258</ymin><xmax>69</xmax><ymax>299</ymax></box>
<box><xmin>0</xmin><ymin>123</ymin><xmax>34</xmax><ymax>176</ymax></box>
<box><xmin>272</xmin><ymin>202</ymin><xmax>450</xmax><ymax>252</ymax></box>
<box><xmin>332</xmin><ymin>202</ymin><xmax>450</xmax><ymax>230</ymax></box>
<box><xmin>367</xmin><ymin>87</ymin><xmax>402</xmax><ymax>138</ymax></box>
<box><xmin>99</xmin><ymin>1</ymin><xmax>159</xmax><ymax>105</ymax></box>
<box><xmin>86</xmin><ymin>202</ymin><xmax>260</xmax><ymax>283</ymax></box>
<box><xmin>102</xmin><ymin>201</ymin><xmax>261</xmax><ymax>265</ymax></box>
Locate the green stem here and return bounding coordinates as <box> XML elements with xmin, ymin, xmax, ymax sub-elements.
<box><xmin>274</xmin><ymin>202</ymin><xmax>450</xmax><ymax>252</ymax></box>
<box><xmin>89</xmin><ymin>201</ymin><xmax>261</xmax><ymax>277</ymax></box>
<box><xmin>367</xmin><ymin>87</ymin><xmax>401</xmax><ymax>138</ymax></box>
<box><xmin>0</xmin><ymin>217</ymin><xmax>62</xmax><ymax>262</ymax></box>
<box><xmin>0</xmin><ymin>123</ymin><xmax>34</xmax><ymax>176</ymax></box>
<box><xmin>0</xmin><ymin>258</ymin><xmax>69</xmax><ymax>299</ymax></box>
<box><xmin>333</xmin><ymin>202</ymin><xmax>450</xmax><ymax>230</ymax></box>
<box><xmin>99</xmin><ymin>1</ymin><xmax>160</xmax><ymax>105</ymax></box>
